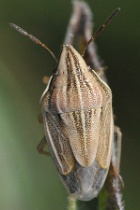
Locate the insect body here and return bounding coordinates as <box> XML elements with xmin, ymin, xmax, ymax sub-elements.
<box><xmin>10</xmin><ymin>7</ymin><xmax>120</xmax><ymax>201</ymax></box>
<box><xmin>40</xmin><ymin>45</ymin><xmax>113</xmax><ymax>201</ymax></box>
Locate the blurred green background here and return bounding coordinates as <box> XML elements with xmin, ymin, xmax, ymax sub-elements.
<box><xmin>0</xmin><ymin>0</ymin><xmax>139</xmax><ymax>209</ymax></box>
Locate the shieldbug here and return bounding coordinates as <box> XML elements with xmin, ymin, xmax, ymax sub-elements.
<box><xmin>10</xmin><ymin>7</ymin><xmax>120</xmax><ymax>201</ymax></box>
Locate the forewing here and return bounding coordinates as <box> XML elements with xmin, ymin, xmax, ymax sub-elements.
<box><xmin>42</xmin><ymin>111</ymin><xmax>75</xmax><ymax>175</ymax></box>
<box><xmin>97</xmin><ymin>101</ymin><xmax>113</xmax><ymax>169</ymax></box>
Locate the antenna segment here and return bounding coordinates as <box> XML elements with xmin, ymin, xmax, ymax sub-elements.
<box><xmin>10</xmin><ymin>23</ymin><xmax>58</xmax><ymax>63</ymax></box>
<box><xmin>82</xmin><ymin>8</ymin><xmax>121</xmax><ymax>56</ymax></box>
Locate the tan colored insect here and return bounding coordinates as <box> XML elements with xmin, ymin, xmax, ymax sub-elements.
<box><xmin>40</xmin><ymin>44</ymin><xmax>113</xmax><ymax>200</ymax></box>
<box><xmin>10</xmin><ymin>7</ymin><xmax>120</xmax><ymax>201</ymax></box>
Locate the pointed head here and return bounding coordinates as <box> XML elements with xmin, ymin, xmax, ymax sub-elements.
<box><xmin>57</xmin><ymin>44</ymin><xmax>88</xmax><ymax>75</ymax></box>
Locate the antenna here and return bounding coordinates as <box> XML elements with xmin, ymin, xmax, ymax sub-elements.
<box><xmin>10</xmin><ymin>23</ymin><xmax>58</xmax><ymax>63</ymax></box>
<box><xmin>82</xmin><ymin>7</ymin><xmax>121</xmax><ymax>56</ymax></box>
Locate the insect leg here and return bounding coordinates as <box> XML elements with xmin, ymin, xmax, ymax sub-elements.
<box><xmin>42</xmin><ymin>76</ymin><xmax>50</xmax><ymax>85</ymax></box>
<box><xmin>113</xmin><ymin>125</ymin><xmax>124</xmax><ymax>189</ymax></box>
<box><xmin>38</xmin><ymin>113</ymin><xmax>43</xmax><ymax>124</ymax></box>
<box><xmin>112</xmin><ymin>125</ymin><xmax>122</xmax><ymax>174</ymax></box>
<box><xmin>37</xmin><ymin>136</ymin><xmax>51</xmax><ymax>156</ymax></box>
